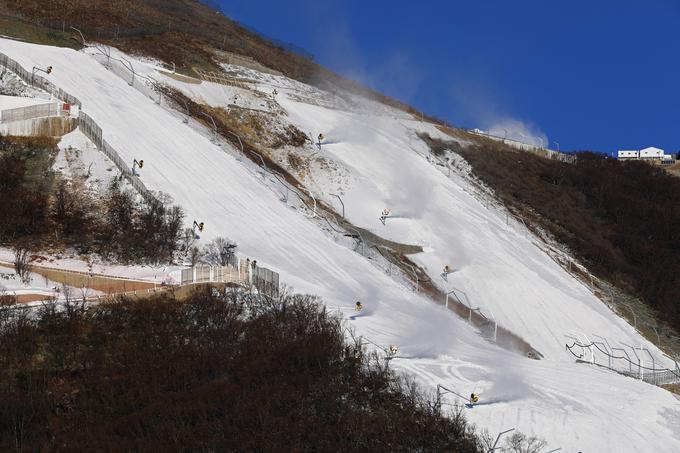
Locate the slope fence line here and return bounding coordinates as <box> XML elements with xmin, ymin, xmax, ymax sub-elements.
<box><xmin>180</xmin><ymin>261</ymin><xmax>279</xmax><ymax>299</ymax></box>
<box><xmin>0</xmin><ymin>102</ymin><xmax>63</xmax><ymax>123</ymax></box>
<box><xmin>465</xmin><ymin>129</ymin><xmax>578</xmax><ymax>164</ymax></box>
<box><xmin>566</xmin><ymin>340</ymin><xmax>680</xmax><ymax>386</ymax></box>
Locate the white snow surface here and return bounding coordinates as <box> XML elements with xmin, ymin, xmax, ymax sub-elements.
<box><xmin>55</xmin><ymin>128</ymin><xmax>121</xmax><ymax>193</ymax></box>
<box><xmin>0</xmin><ymin>94</ymin><xmax>52</xmax><ymax>109</ymax></box>
<box><xmin>2</xmin><ymin>38</ymin><xmax>680</xmax><ymax>452</ymax></box>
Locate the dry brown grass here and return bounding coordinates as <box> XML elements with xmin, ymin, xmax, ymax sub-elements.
<box><xmin>661</xmin><ymin>383</ymin><xmax>680</xmax><ymax>396</ymax></box>
<box><xmin>158</xmin><ymin>69</ymin><xmax>201</xmax><ymax>84</ymax></box>
<box><xmin>664</xmin><ymin>162</ymin><xmax>680</xmax><ymax>178</ymax></box>
<box><xmin>0</xmin><ymin>14</ymin><xmax>78</xmax><ymax>49</ymax></box>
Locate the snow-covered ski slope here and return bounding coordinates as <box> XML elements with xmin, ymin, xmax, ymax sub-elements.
<box><xmin>2</xmin><ymin>38</ymin><xmax>680</xmax><ymax>451</ymax></box>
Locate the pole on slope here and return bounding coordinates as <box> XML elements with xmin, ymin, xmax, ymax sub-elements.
<box><xmin>300</xmin><ymin>187</ymin><xmax>317</xmax><ymax>218</ymax></box>
<box><xmin>593</xmin><ymin>334</ymin><xmax>614</xmax><ymax>369</ymax></box>
<box><xmin>120</xmin><ymin>56</ymin><xmax>136</xmax><ymax>86</ymax></box>
<box><xmin>489</xmin><ymin>428</ymin><xmax>515</xmax><ymax>452</ymax></box>
<box><xmin>487</xmin><ymin>307</ymin><xmax>498</xmax><ymax>342</ymax></box>
<box><xmin>200</xmin><ymin>112</ymin><xmax>218</xmax><ymax>143</ymax></box>
<box><xmin>623</xmin><ymin>343</ymin><xmax>643</xmax><ymax>379</ymax></box>
<box><xmin>578</xmin><ymin>333</ymin><xmax>595</xmax><ymax>364</ymax></box>
<box><xmin>148</xmin><ymin>75</ymin><xmax>162</xmax><ymax>104</ymax></box>
<box><xmin>611</xmin><ymin>347</ymin><xmax>633</xmax><ymax>373</ymax></box>
<box><xmin>70</xmin><ymin>26</ymin><xmax>86</xmax><ymax>47</ymax></box>
<box><xmin>227</xmin><ymin>130</ymin><xmax>244</xmax><ymax>154</ymax></box>
<box><xmin>181</xmin><ymin>99</ymin><xmax>190</xmax><ymax>124</ymax></box>
<box><xmin>250</xmin><ymin>149</ymin><xmax>267</xmax><ymax>176</ymax></box>
<box><xmin>404</xmin><ymin>263</ymin><xmax>419</xmax><ymax>292</ymax></box>
<box><xmin>330</xmin><ymin>193</ymin><xmax>345</xmax><ymax>218</ymax></box>
<box><xmin>640</xmin><ymin>347</ymin><xmax>655</xmax><ymax>374</ymax></box>
<box><xmin>435</xmin><ymin>384</ymin><xmax>463</xmax><ymax>413</ymax></box>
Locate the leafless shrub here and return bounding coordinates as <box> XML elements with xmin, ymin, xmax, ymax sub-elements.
<box><xmin>13</xmin><ymin>245</ymin><xmax>32</xmax><ymax>285</ymax></box>
<box><xmin>505</xmin><ymin>432</ymin><xmax>548</xmax><ymax>453</ymax></box>
<box><xmin>478</xmin><ymin>429</ymin><xmax>548</xmax><ymax>453</ymax></box>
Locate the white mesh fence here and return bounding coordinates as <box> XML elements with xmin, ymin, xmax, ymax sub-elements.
<box><xmin>0</xmin><ymin>102</ymin><xmax>61</xmax><ymax>123</ymax></box>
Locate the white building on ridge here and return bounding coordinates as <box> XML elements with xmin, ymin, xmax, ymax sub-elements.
<box><xmin>617</xmin><ymin>150</ymin><xmax>639</xmax><ymax>160</ymax></box>
<box><xmin>639</xmin><ymin>146</ymin><xmax>665</xmax><ymax>159</ymax></box>
<box><xmin>617</xmin><ymin>146</ymin><xmax>675</xmax><ymax>164</ymax></box>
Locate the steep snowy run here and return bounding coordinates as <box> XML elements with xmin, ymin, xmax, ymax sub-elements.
<box><xmin>2</xmin><ymin>38</ymin><xmax>680</xmax><ymax>451</ymax></box>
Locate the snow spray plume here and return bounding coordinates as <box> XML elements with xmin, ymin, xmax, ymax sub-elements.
<box><xmin>448</xmin><ymin>73</ymin><xmax>549</xmax><ymax>147</ymax></box>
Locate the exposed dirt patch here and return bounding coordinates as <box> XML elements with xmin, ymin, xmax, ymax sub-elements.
<box><xmin>158</xmin><ymin>69</ymin><xmax>201</xmax><ymax>84</ymax></box>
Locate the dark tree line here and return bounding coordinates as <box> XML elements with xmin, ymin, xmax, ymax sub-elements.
<box><xmin>0</xmin><ymin>136</ymin><xmax>55</xmax><ymax>241</ymax></box>
<box><xmin>0</xmin><ymin>135</ymin><xmax>184</xmax><ymax>264</ymax></box>
<box><xmin>436</xmin><ymin>135</ymin><xmax>680</xmax><ymax>331</ymax></box>
<box><xmin>0</xmin><ymin>289</ymin><xmax>483</xmax><ymax>452</ymax></box>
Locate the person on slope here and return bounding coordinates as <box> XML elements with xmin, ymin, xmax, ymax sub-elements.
<box><xmin>469</xmin><ymin>393</ymin><xmax>479</xmax><ymax>404</ymax></box>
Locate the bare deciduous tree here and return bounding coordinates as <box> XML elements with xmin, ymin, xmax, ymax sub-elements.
<box><xmin>506</xmin><ymin>432</ymin><xmax>548</xmax><ymax>453</ymax></box>
<box><xmin>203</xmin><ymin>237</ymin><xmax>238</xmax><ymax>267</ymax></box>
<box><xmin>13</xmin><ymin>245</ymin><xmax>32</xmax><ymax>285</ymax></box>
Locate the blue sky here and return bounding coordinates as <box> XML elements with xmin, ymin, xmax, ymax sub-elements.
<box><xmin>216</xmin><ymin>0</ymin><xmax>680</xmax><ymax>154</ymax></box>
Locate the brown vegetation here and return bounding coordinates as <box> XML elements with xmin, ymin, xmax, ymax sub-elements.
<box><xmin>0</xmin><ymin>288</ymin><xmax>483</xmax><ymax>452</ymax></box>
<box><xmin>275</xmin><ymin>124</ymin><xmax>310</xmax><ymax>149</ymax></box>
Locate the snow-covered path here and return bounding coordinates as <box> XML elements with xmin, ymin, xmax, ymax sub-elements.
<box><xmin>2</xmin><ymin>38</ymin><xmax>680</xmax><ymax>452</ymax></box>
